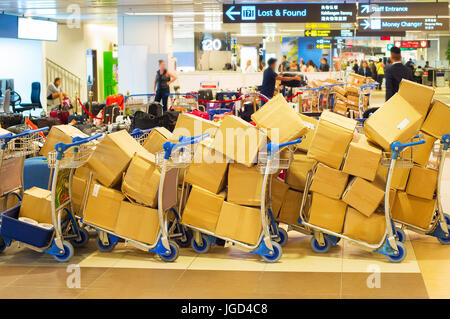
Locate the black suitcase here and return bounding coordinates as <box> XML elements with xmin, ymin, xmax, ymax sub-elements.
<box><xmin>31</xmin><ymin>117</ymin><xmax>61</xmax><ymax>128</ymax></box>
<box><xmin>280</xmin><ymin>73</ymin><xmax>306</xmax><ymax>87</ymax></box>
<box><xmin>130</xmin><ymin>111</ymin><xmax>159</xmax><ymax>131</ymax></box>
<box><xmin>157</xmin><ymin>110</ymin><xmax>179</xmax><ymax>132</ymax></box>
<box><xmin>238</xmin><ymin>102</ymin><xmax>255</xmax><ymax>122</ymax></box>
<box><xmin>148</xmin><ymin>102</ymin><xmax>163</xmax><ymax>118</ymax></box>
<box><xmin>82</xmin><ymin>102</ymin><xmax>105</xmax><ymax>117</ymax></box>
<box><xmin>0</xmin><ymin>113</ymin><xmax>23</xmax><ymax>129</ymax></box>
<box><xmin>103</xmin><ymin>104</ymin><xmax>120</xmax><ymax>124</ymax></box>
<box><xmin>198</xmin><ymin>89</ymin><xmax>213</xmax><ymax>102</ymax></box>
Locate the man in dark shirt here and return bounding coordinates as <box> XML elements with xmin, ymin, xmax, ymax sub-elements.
<box><xmin>260</xmin><ymin>58</ymin><xmax>301</xmax><ymax>104</ymax></box>
<box><xmin>384</xmin><ymin>46</ymin><xmax>413</xmax><ymax>101</ymax></box>
<box><xmin>319</xmin><ymin>58</ymin><xmax>330</xmax><ymax>72</ymax></box>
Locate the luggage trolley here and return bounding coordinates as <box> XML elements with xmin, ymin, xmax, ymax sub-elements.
<box><xmin>185</xmin><ymin>137</ymin><xmax>303</xmax><ymax>263</ymax></box>
<box><xmin>299</xmin><ymin>88</ymin><xmax>320</xmax><ymax>113</ymax></box>
<box><xmin>0</xmin><ymin>132</ymin><xmax>100</xmax><ymax>262</ymax></box>
<box><xmin>81</xmin><ymin>133</ymin><xmax>208</xmax><ymax>262</ymax></box>
<box><xmin>296</xmin><ymin>136</ymin><xmax>427</xmax><ymax>263</ymax></box>
<box><xmin>354</xmin><ymin>82</ymin><xmax>379</xmax><ymax>118</ymax></box>
<box><xmin>130</xmin><ymin>128</ymin><xmax>152</xmax><ymax>145</ymax></box>
<box><xmin>393</xmin><ymin>134</ymin><xmax>450</xmax><ymax>245</ymax></box>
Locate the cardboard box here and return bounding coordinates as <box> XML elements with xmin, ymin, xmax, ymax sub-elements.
<box><xmin>285</xmin><ymin>152</ymin><xmax>316</xmax><ymax>191</ymax></box>
<box><xmin>392</xmin><ymin>192</ymin><xmax>436</xmax><ymax>229</ymax></box>
<box><xmin>343</xmin><ymin>208</ymin><xmax>386</xmax><ymax>244</ymax></box>
<box><xmin>310</xmin><ymin>163</ymin><xmax>349</xmax><ymax>199</ymax></box>
<box><xmin>421</xmin><ymin>99</ymin><xmax>450</xmax><ymax>139</ymax></box>
<box><xmin>347</xmin><ymin>94</ymin><xmax>360</xmax><ymax>105</ymax></box>
<box><xmin>347</xmin><ymin>73</ymin><xmax>367</xmax><ymax>86</ymax></box>
<box><xmin>307</xmin><ymin>110</ymin><xmax>357</xmax><ymax>169</ymax></box>
<box><xmin>40</xmin><ymin>125</ymin><xmax>89</xmax><ymax>157</ymax></box>
<box><xmin>335</xmin><ymin>86</ymin><xmax>346</xmax><ymax>96</ymax></box>
<box><xmin>297</xmin><ymin>114</ymin><xmax>318</xmax><ymax>152</ymax></box>
<box><xmin>173</xmin><ymin>113</ymin><xmax>219</xmax><ymax>140</ymax></box>
<box><xmin>83</xmin><ymin>182</ymin><xmax>124</xmax><ymax>231</ymax></box>
<box><xmin>182</xmin><ymin>185</ymin><xmax>226</xmax><ymax>232</ymax></box>
<box><xmin>211</xmin><ymin>115</ymin><xmax>266</xmax><ymax>167</ymax></box>
<box><xmin>142</xmin><ymin>127</ymin><xmax>174</xmax><ymax>155</ymax></box>
<box><xmin>342</xmin><ymin>133</ymin><xmax>382</xmax><ymax>181</ymax></box>
<box><xmin>271</xmin><ymin>177</ymin><xmax>290</xmax><ymax>216</ymax></box>
<box><xmin>342</xmin><ymin>177</ymin><xmax>385</xmax><ymax>217</ymax></box>
<box><xmin>185</xmin><ymin>143</ymin><xmax>229</xmax><ymax>194</ymax></box>
<box><xmin>251</xmin><ymin>94</ymin><xmax>307</xmax><ymax>144</ymax></box>
<box><xmin>412</xmin><ymin>131</ymin><xmax>437</xmax><ymax>166</ymax></box>
<box><xmin>0</xmin><ymin>128</ymin><xmax>10</xmax><ymax>136</ymax></box>
<box><xmin>278</xmin><ymin>189</ymin><xmax>307</xmax><ymax>226</ymax></box>
<box><xmin>375</xmin><ymin>164</ymin><xmax>410</xmax><ymax>191</ymax></box>
<box><xmin>334</xmin><ymin>100</ymin><xmax>348</xmax><ymax>116</ymax></box>
<box><xmin>364</xmin><ymin>80</ymin><xmax>434</xmax><ymax>150</ymax></box>
<box><xmin>215</xmin><ymin>201</ymin><xmax>262</xmax><ymax>245</ymax></box>
<box><xmin>345</xmin><ymin>86</ymin><xmax>360</xmax><ymax>96</ymax></box>
<box><xmin>19</xmin><ymin>187</ymin><xmax>54</xmax><ymax>224</ymax></box>
<box><xmin>122</xmin><ymin>152</ymin><xmax>160</xmax><ymax>208</ymax></box>
<box><xmin>115</xmin><ymin>201</ymin><xmax>160</xmax><ymax>245</ymax></box>
<box><xmin>406</xmin><ymin>165</ymin><xmax>437</xmax><ymax>200</ymax></box>
<box><xmin>228</xmin><ymin>163</ymin><xmax>264</xmax><ymax>206</ymax></box>
<box><xmin>0</xmin><ymin>157</ymin><xmax>23</xmax><ymax>196</ymax></box>
<box><xmin>308</xmin><ymin>192</ymin><xmax>347</xmax><ymax>234</ymax></box>
<box><xmin>87</xmin><ymin>130</ymin><xmax>149</xmax><ymax>187</ymax></box>
<box><xmin>0</xmin><ymin>192</ymin><xmax>19</xmax><ymax>210</ymax></box>
<box><xmin>72</xmin><ymin>176</ymin><xmax>86</xmax><ymax>216</ymax></box>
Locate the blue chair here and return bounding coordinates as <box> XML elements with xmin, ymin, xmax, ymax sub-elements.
<box><xmin>12</xmin><ymin>82</ymin><xmax>42</xmax><ymax>113</ymax></box>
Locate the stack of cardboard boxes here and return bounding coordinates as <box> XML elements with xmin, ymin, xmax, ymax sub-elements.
<box><xmin>334</xmin><ymin>74</ymin><xmax>371</xmax><ymax>116</ymax></box>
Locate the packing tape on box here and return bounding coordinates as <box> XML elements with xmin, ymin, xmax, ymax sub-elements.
<box><xmin>37</xmin><ymin>223</ymin><xmax>54</xmax><ymax>230</ymax></box>
<box><xmin>18</xmin><ymin>217</ymin><xmax>39</xmax><ymax>225</ymax></box>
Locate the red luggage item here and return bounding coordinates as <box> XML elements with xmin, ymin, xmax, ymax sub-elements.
<box><xmin>188</xmin><ymin>109</ymin><xmax>209</xmax><ymax>120</ymax></box>
<box><xmin>50</xmin><ymin>110</ymin><xmax>69</xmax><ymax>124</ymax></box>
<box><xmin>106</xmin><ymin>95</ymin><xmax>124</xmax><ymax>110</ymax></box>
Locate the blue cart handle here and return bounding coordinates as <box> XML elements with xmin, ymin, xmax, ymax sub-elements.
<box><xmin>55</xmin><ymin>133</ymin><xmax>102</xmax><ymax>154</ymax></box>
<box><xmin>164</xmin><ymin>133</ymin><xmax>210</xmax><ymax>160</ymax></box>
<box><xmin>1</xmin><ymin>127</ymin><xmax>49</xmax><ymax>144</ymax></box>
<box><xmin>130</xmin><ymin>128</ymin><xmax>152</xmax><ymax>137</ymax></box>
<box><xmin>391</xmin><ymin>136</ymin><xmax>426</xmax><ymax>153</ymax></box>
<box><xmin>442</xmin><ymin>134</ymin><xmax>450</xmax><ymax>151</ymax></box>
<box><xmin>355</xmin><ymin>118</ymin><xmax>367</xmax><ymax>123</ymax></box>
<box><xmin>267</xmin><ymin>137</ymin><xmax>303</xmax><ymax>155</ymax></box>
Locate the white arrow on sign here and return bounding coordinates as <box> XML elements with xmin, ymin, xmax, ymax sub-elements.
<box><xmin>361</xmin><ymin>19</ymin><xmax>371</xmax><ymax>30</ymax></box>
<box><xmin>226</xmin><ymin>6</ymin><xmax>240</xmax><ymax>21</ymax></box>
<box><xmin>361</xmin><ymin>4</ymin><xmax>370</xmax><ymax>14</ymax></box>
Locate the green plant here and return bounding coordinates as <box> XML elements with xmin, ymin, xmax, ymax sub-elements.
<box><xmin>446</xmin><ymin>40</ymin><xmax>450</xmax><ymax>61</ymax></box>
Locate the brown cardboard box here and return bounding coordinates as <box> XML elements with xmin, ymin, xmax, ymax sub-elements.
<box><xmin>347</xmin><ymin>94</ymin><xmax>360</xmax><ymax>105</ymax></box>
<box><xmin>211</xmin><ymin>115</ymin><xmax>266</xmax><ymax>167</ymax></box>
<box><xmin>307</xmin><ymin>110</ymin><xmax>357</xmax><ymax>169</ymax></box>
<box><xmin>228</xmin><ymin>163</ymin><xmax>264</xmax><ymax>206</ymax></box>
<box><xmin>343</xmin><ymin>208</ymin><xmax>386</xmax><ymax>244</ymax></box>
<box><xmin>308</xmin><ymin>192</ymin><xmax>347</xmax><ymax>233</ymax></box>
<box><xmin>412</xmin><ymin>131</ymin><xmax>437</xmax><ymax>166</ymax></box>
<box><xmin>83</xmin><ymin>182</ymin><xmax>124</xmax><ymax>231</ymax></box>
<box><xmin>335</xmin><ymin>86</ymin><xmax>346</xmax><ymax>96</ymax></box>
<box><xmin>345</xmin><ymin>86</ymin><xmax>360</xmax><ymax>96</ymax></box>
<box><xmin>406</xmin><ymin>165</ymin><xmax>437</xmax><ymax>200</ymax></box>
<box><xmin>122</xmin><ymin>152</ymin><xmax>160</xmax><ymax>208</ymax></box>
<box><xmin>285</xmin><ymin>152</ymin><xmax>316</xmax><ymax>191</ymax></box>
<box><xmin>19</xmin><ymin>187</ymin><xmax>54</xmax><ymax>224</ymax></box>
<box><xmin>364</xmin><ymin>80</ymin><xmax>434</xmax><ymax>150</ymax></box>
<box><xmin>342</xmin><ymin>133</ymin><xmax>382</xmax><ymax>181</ymax></box>
<box><xmin>182</xmin><ymin>186</ymin><xmax>226</xmax><ymax>232</ymax></box>
<box><xmin>336</xmin><ymin>92</ymin><xmax>347</xmax><ymax>102</ymax></box>
<box><xmin>0</xmin><ymin>157</ymin><xmax>23</xmax><ymax>196</ymax></box>
<box><xmin>0</xmin><ymin>192</ymin><xmax>19</xmax><ymax>210</ymax></box>
<box><xmin>251</xmin><ymin>94</ymin><xmax>307</xmax><ymax>144</ymax></box>
<box><xmin>173</xmin><ymin>113</ymin><xmax>219</xmax><ymax>140</ymax></box>
<box><xmin>215</xmin><ymin>201</ymin><xmax>262</xmax><ymax>245</ymax></box>
<box><xmin>375</xmin><ymin>164</ymin><xmax>411</xmax><ymax>191</ymax></box>
<box><xmin>278</xmin><ymin>189</ymin><xmax>307</xmax><ymax>226</ymax></box>
<box><xmin>347</xmin><ymin>73</ymin><xmax>367</xmax><ymax>86</ymax></box>
<box><xmin>271</xmin><ymin>177</ymin><xmax>290</xmax><ymax>216</ymax></box>
<box><xmin>334</xmin><ymin>100</ymin><xmax>348</xmax><ymax>116</ymax></box>
<box><xmin>142</xmin><ymin>127</ymin><xmax>174</xmax><ymax>155</ymax></box>
<box><xmin>87</xmin><ymin>130</ymin><xmax>149</xmax><ymax>187</ymax></box>
<box><xmin>421</xmin><ymin>99</ymin><xmax>450</xmax><ymax>139</ymax></box>
<box><xmin>392</xmin><ymin>192</ymin><xmax>436</xmax><ymax>229</ymax></box>
<box><xmin>297</xmin><ymin>113</ymin><xmax>318</xmax><ymax>152</ymax></box>
<box><xmin>0</xmin><ymin>128</ymin><xmax>10</xmax><ymax>136</ymax></box>
<box><xmin>342</xmin><ymin>177</ymin><xmax>385</xmax><ymax>217</ymax></box>
<box><xmin>310</xmin><ymin>163</ymin><xmax>349</xmax><ymax>199</ymax></box>
<box><xmin>40</xmin><ymin>125</ymin><xmax>89</xmax><ymax>157</ymax></box>
<box><xmin>72</xmin><ymin>176</ymin><xmax>86</xmax><ymax>216</ymax></box>
<box><xmin>185</xmin><ymin>143</ymin><xmax>229</xmax><ymax>194</ymax></box>
<box><xmin>115</xmin><ymin>201</ymin><xmax>160</xmax><ymax>245</ymax></box>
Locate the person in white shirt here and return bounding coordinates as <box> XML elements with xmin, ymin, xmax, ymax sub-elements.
<box><xmin>244</xmin><ymin>60</ymin><xmax>256</xmax><ymax>73</ymax></box>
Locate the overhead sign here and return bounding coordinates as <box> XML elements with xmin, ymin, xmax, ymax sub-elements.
<box><xmin>305</xmin><ymin>23</ymin><xmax>331</xmax><ymax>29</ymax></box>
<box><xmin>315</xmin><ymin>39</ymin><xmax>331</xmax><ymax>49</ymax></box>
<box><xmin>356</xmin><ymin>30</ymin><xmax>406</xmax><ymax>37</ymax></box>
<box><xmin>394</xmin><ymin>40</ymin><xmax>429</xmax><ymax>49</ymax></box>
<box><xmin>223</xmin><ymin>3</ymin><xmax>357</xmax><ymax>23</ymax></box>
<box><xmin>0</xmin><ymin>14</ymin><xmax>18</xmax><ymax>39</ymax></box>
<box><xmin>358</xmin><ymin>18</ymin><xmax>449</xmax><ymax>31</ymax></box>
<box><xmin>359</xmin><ymin>2</ymin><xmax>448</xmax><ymax>17</ymax></box>
<box><xmin>305</xmin><ymin>29</ymin><xmax>354</xmax><ymax>37</ymax></box>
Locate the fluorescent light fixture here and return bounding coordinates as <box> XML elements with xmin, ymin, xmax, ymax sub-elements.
<box><xmin>18</xmin><ymin>17</ymin><xmax>57</xmax><ymax>41</ymax></box>
<box><xmin>125</xmin><ymin>11</ymin><xmax>221</xmax><ymax>16</ymax></box>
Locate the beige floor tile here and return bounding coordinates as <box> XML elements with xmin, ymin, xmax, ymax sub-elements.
<box><xmin>0</xmin><ymin>286</ymin><xmax>84</xmax><ymax>299</ymax></box>
<box><xmin>0</xmin><ymin>266</ymin><xmax>35</xmax><ymax>287</ymax></box>
<box><xmin>420</xmin><ymin>278</ymin><xmax>450</xmax><ymax>299</ymax></box>
<box><xmin>77</xmin><ymin>287</ymin><xmax>171</xmax><ymax>299</ymax></box>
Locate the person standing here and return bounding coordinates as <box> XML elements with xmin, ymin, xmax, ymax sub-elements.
<box><xmin>358</xmin><ymin>61</ymin><xmax>372</xmax><ymax>77</ymax></box>
<box><xmin>352</xmin><ymin>60</ymin><xmax>359</xmax><ymax>74</ymax></box>
<box><xmin>369</xmin><ymin>60</ymin><xmax>377</xmax><ymax>82</ymax></box>
<box><xmin>289</xmin><ymin>60</ymin><xmax>300</xmax><ymax>72</ymax></box>
<box><xmin>154</xmin><ymin>59</ymin><xmax>177</xmax><ymax>112</ymax></box>
<box><xmin>278</xmin><ymin>55</ymin><xmax>290</xmax><ymax>72</ymax></box>
<box><xmin>376</xmin><ymin>58</ymin><xmax>385</xmax><ymax>90</ymax></box>
<box><xmin>260</xmin><ymin>58</ymin><xmax>301</xmax><ymax>103</ymax></box>
<box><xmin>384</xmin><ymin>46</ymin><xmax>413</xmax><ymax>101</ymax></box>
<box><xmin>244</xmin><ymin>60</ymin><xmax>256</xmax><ymax>72</ymax></box>
<box><xmin>306</xmin><ymin>60</ymin><xmax>317</xmax><ymax>72</ymax></box>
<box><xmin>319</xmin><ymin>58</ymin><xmax>330</xmax><ymax>72</ymax></box>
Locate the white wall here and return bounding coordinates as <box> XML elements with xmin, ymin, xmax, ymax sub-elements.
<box><xmin>0</xmin><ymin>38</ymin><xmax>43</xmax><ymax>106</ymax></box>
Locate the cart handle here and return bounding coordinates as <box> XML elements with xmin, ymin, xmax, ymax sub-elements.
<box><xmin>267</xmin><ymin>137</ymin><xmax>303</xmax><ymax>155</ymax></box>
<box><xmin>0</xmin><ymin>127</ymin><xmax>49</xmax><ymax>144</ymax></box>
<box><xmin>130</xmin><ymin>128</ymin><xmax>152</xmax><ymax>137</ymax></box>
<box><xmin>391</xmin><ymin>136</ymin><xmax>426</xmax><ymax>154</ymax></box>
<box><xmin>163</xmin><ymin>133</ymin><xmax>210</xmax><ymax>160</ymax></box>
<box><xmin>355</xmin><ymin>118</ymin><xmax>367</xmax><ymax>123</ymax></box>
<box><xmin>442</xmin><ymin>134</ymin><xmax>450</xmax><ymax>151</ymax></box>
<box><xmin>54</xmin><ymin>133</ymin><xmax>102</xmax><ymax>155</ymax></box>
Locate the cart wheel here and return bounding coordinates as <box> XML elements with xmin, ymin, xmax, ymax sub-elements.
<box><xmin>176</xmin><ymin>227</ymin><xmax>193</xmax><ymax>248</ymax></box>
<box><xmin>53</xmin><ymin>241</ymin><xmax>74</xmax><ymax>262</ymax></box>
<box><xmin>386</xmin><ymin>241</ymin><xmax>407</xmax><ymax>263</ymax></box>
<box><xmin>395</xmin><ymin>227</ymin><xmax>406</xmax><ymax>243</ymax></box>
<box><xmin>437</xmin><ymin>227</ymin><xmax>450</xmax><ymax>245</ymax></box>
<box><xmin>191</xmin><ymin>234</ymin><xmax>211</xmax><ymax>254</ymax></box>
<box><xmin>444</xmin><ymin>214</ymin><xmax>450</xmax><ymax>226</ymax></box>
<box><xmin>160</xmin><ymin>241</ymin><xmax>179</xmax><ymax>262</ymax></box>
<box><xmin>310</xmin><ymin>235</ymin><xmax>330</xmax><ymax>254</ymax></box>
<box><xmin>96</xmin><ymin>235</ymin><xmax>116</xmax><ymax>252</ymax></box>
<box><xmin>275</xmin><ymin>228</ymin><xmax>288</xmax><ymax>247</ymax></box>
<box><xmin>261</xmin><ymin>241</ymin><xmax>282</xmax><ymax>263</ymax></box>
<box><xmin>70</xmin><ymin>228</ymin><xmax>90</xmax><ymax>248</ymax></box>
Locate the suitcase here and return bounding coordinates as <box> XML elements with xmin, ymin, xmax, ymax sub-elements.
<box><xmin>50</xmin><ymin>110</ymin><xmax>70</xmax><ymax>124</ymax></box>
<box><xmin>103</xmin><ymin>104</ymin><xmax>120</xmax><ymax>124</ymax></box>
<box><xmin>280</xmin><ymin>73</ymin><xmax>306</xmax><ymax>87</ymax></box>
<box><xmin>238</xmin><ymin>102</ymin><xmax>255</xmax><ymax>122</ymax></box>
<box><xmin>68</xmin><ymin>114</ymin><xmax>86</xmax><ymax>124</ymax></box>
<box><xmin>82</xmin><ymin>102</ymin><xmax>105</xmax><ymax>117</ymax></box>
<box><xmin>198</xmin><ymin>89</ymin><xmax>213</xmax><ymax>103</ymax></box>
<box><xmin>130</xmin><ymin>111</ymin><xmax>159</xmax><ymax>131</ymax></box>
<box><xmin>0</xmin><ymin>113</ymin><xmax>22</xmax><ymax>129</ymax></box>
<box><xmin>23</xmin><ymin>156</ymin><xmax>51</xmax><ymax>191</ymax></box>
<box><xmin>31</xmin><ymin>116</ymin><xmax>61</xmax><ymax>128</ymax></box>
<box><xmin>187</xmin><ymin>109</ymin><xmax>209</xmax><ymax>120</ymax></box>
<box><xmin>158</xmin><ymin>111</ymin><xmax>179</xmax><ymax>132</ymax></box>
<box><xmin>106</xmin><ymin>95</ymin><xmax>124</xmax><ymax>109</ymax></box>
<box><xmin>148</xmin><ymin>102</ymin><xmax>163</xmax><ymax>118</ymax></box>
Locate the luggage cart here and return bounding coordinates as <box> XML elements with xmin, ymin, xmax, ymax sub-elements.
<box><xmin>295</xmin><ymin>136</ymin><xmax>426</xmax><ymax>263</ymax></box>
<box><xmin>393</xmin><ymin>134</ymin><xmax>450</xmax><ymax>245</ymax></box>
<box><xmin>317</xmin><ymin>84</ymin><xmax>336</xmax><ymax>112</ymax></box>
<box><xmin>299</xmin><ymin>88</ymin><xmax>320</xmax><ymax>113</ymax></box>
<box><xmin>169</xmin><ymin>93</ymin><xmax>198</xmax><ymax>112</ymax></box>
<box><xmin>130</xmin><ymin>128</ymin><xmax>152</xmax><ymax>145</ymax></box>
<box><xmin>184</xmin><ymin>137</ymin><xmax>303</xmax><ymax>263</ymax></box>
<box><xmin>0</xmin><ymin>132</ymin><xmax>101</xmax><ymax>262</ymax></box>
<box><xmin>350</xmin><ymin>82</ymin><xmax>379</xmax><ymax>118</ymax></box>
<box><xmin>81</xmin><ymin>133</ymin><xmax>208</xmax><ymax>262</ymax></box>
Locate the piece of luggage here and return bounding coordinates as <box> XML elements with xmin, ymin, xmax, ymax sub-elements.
<box><xmin>188</xmin><ymin>109</ymin><xmax>209</xmax><ymax>120</ymax></box>
<box><xmin>50</xmin><ymin>110</ymin><xmax>70</xmax><ymax>124</ymax></box>
<box><xmin>148</xmin><ymin>102</ymin><xmax>163</xmax><ymax>118</ymax></box>
<box><xmin>0</xmin><ymin>113</ymin><xmax>22</xmax><ymax>129</ymax></box>
<box><xmin>23</xmin><ymin>156</ymin><xmax>51</xmax><ymax>191</ymax></box>
<box><xmin>158</xmin><ymin>111</ymin><xmax>179</xmax><ymax>132</ymax></box>
<box><xmin>68</xmin><ymin>114</ymin><xmax>86</xmax><ymax>124</ymax></box>
<box><xmin>280</xmin><ymin>73</ymin><xmax>306</xmax><ymax>87</ymax></box>
<box><xmin>238</xmin><ymin>102</ymin><xmax>255</xmax><ymax>123</ymax></box>
<box><xmin>130</xmin><ymin>111</ymin><xmax>159</xmax><ymax>131</ymax></box>
<box><xmin>106</xmin><ymin>95</ymin><xmax>124</xmax><ymax>109</ymax></box>
<box><xmin>82</xmin><ymin>102</ymin><xmax>105</xmax><ymax>118</ymax></box>
<box><xmin>31</xmin><ymin>116</ymin><xmax>61</xmax><ymax>128</ymax></box>
<box><xmin>198</xmin><ymin>89</ymin><xmax>213</xmax><ymax>102</ymax></box>
<box><xmin>103</xmin><ymin>104</ymin><xmax>120</xmax><ymax>124</ymax></box>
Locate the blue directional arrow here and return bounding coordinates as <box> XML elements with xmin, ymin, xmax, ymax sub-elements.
<box><xmin>226</xmin><ymin>6</ymin><xmax>240</xmax><ymax>21</ymax></box>
<box><xmin>361</xmin><ymin>19</ymin><xmax>371</xmax><ymax>30</ymax></box>
<box><xmin>361</xmin><ymin>4</ymin><xmax>370</xmax><ymax>14</ymax></box>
